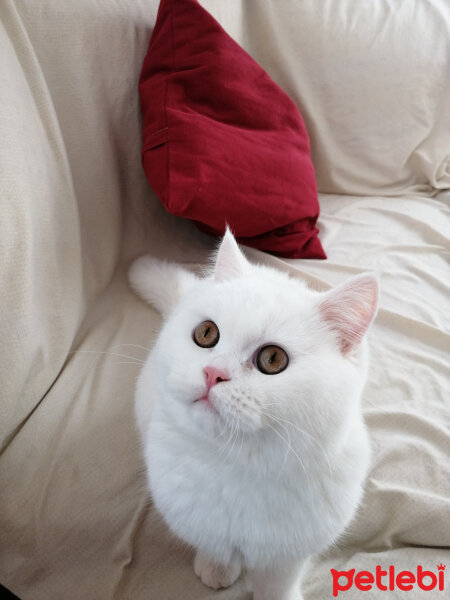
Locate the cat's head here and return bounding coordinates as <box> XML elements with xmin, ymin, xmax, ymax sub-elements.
<box><xmin>142</xmin><ymin>231</ymin><xmax>378</xmax><ymax>445</ymax></box>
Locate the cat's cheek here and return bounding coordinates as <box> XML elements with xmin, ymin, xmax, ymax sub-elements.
<box><xmin>241</xmin><ymin>415</ymin><xmax>264</xmax><ymax>433</ymax></box>
<box><xmin>162</xmin><ymin>360</ymin><xmax>207</xmax><ymax>404</ymax></box>
<box><xmin>162</xmin><ymin>370</ymin><xmax>204</xmax><ymax>405</ymax></box>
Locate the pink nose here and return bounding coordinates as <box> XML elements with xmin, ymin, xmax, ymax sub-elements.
<box><xmin>203</xmin><ymin>366</ymin><xmax>230</xmax><ymax>392</ymax></box>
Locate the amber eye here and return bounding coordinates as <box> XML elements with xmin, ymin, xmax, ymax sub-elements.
<box><xmin>193</xmin><ymin>320</ymin><xmax>220</xmax><ymax>348</ymax></box>
<box><xmin>256</xmin><ymin>345</ymin><xmax>289</xmax><ymax>375</ymax></box>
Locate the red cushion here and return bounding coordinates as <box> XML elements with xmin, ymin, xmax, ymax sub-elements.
<box><xmin>139</xmin><ymin>0</ymin><xmax>326</xmax><ymax>259</ymax></box>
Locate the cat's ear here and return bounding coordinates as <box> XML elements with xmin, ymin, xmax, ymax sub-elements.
<box><xmin>213</xmin><ymin>228</ymin><xmax>249</xmax><ymax>282</ymax></box>
<box><xmin>319</xmin><ymin>274</ymin><xmax>379</xmax><ymax>354</ymax></box>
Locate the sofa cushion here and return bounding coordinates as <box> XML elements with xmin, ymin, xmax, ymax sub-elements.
<box><xmin>139</xmin><ymin>0</ymin><xmax>325</xmax><ymax>259</ymax></box>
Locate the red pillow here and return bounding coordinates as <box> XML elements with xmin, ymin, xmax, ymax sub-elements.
<box><xmin>139</xmin><ymin>0</ymin><xmax>326</xmax><ymax>259</ymax></box>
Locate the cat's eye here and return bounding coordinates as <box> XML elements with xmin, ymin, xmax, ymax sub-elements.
<box><xmin>256</xmin><ymin>345</ymin><xmax>289</xmax><ymax>375</ymax></box>
<box><xmin>193</xmin><ymin>320</ymin><xmax>220</xmax><ymax>348</ymax></box>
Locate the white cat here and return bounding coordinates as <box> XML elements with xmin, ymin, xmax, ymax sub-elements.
<box><xmin>129</xmin><ymin>230</ymin><xmax>378</xmax><ymax>600</ymax></box>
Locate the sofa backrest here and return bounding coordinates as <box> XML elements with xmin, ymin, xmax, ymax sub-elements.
<box><xmin>204</xmin><ymin>0</ymin><xmax>450</xmax><ymax>197</ymax></box>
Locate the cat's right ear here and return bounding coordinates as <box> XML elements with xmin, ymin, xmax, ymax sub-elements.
<box><xmin>319</xmin><ymin>273</ymin><xmax>379</xmax><ymax>355</ymax></box>
<box><xmin>213</xmin><ymin>228</ymin><xmax>249</xmax><ymax>282</ymax></box>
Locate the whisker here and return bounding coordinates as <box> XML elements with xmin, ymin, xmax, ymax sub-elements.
<box><xmin>110</xmin><ymin>343</ymin><xmax>152</xmax><ymax>354</ymax></box>
<box><xmin>219</xmin><ymin>412</ymin><xmax>242</xmax><ymax>469</ymax></box>
<box><xmin>111</xmin><ymin>361</ymin><xmax>145</xmax><ymax>366</ymax></box>
<box><xmin>224</xmin><ymin>414</ymin><xmax>240</xmax><ymax>462</ymax></box>
<box><xmin>237</xmin><ymin>426</ymin><xmax>245</xmax><ymax>458</ymax></box>
<box><xmin>214</xmin><ymin>412</ymin><xmax>236</xmax><ymax>461</ymax></box>
<box><xmin>265</xmin><ymin>421</ymin><xmax>309</xmax><ymax>482</ymax></box>
<box><xmin>68</xmin><ymin>350</ymin><xmax>145</xmax><ymax>364</ymax></box>
<box><xmin>227</xmin><ymin>414</ymin><xmax>241</xmax><ymax>458</ymax></box>
<box><xmin>260</xmin><ymin>407</ymin><xmax>333</xmax><ymax>477</ymax></box>
<box><xmin>276</xmin><ymin>416</ymin><xmax>332</xmax><ymax>477</ymax></box>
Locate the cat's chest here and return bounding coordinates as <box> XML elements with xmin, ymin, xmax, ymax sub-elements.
<box><xmin>144</xmin><ymin>413</ymin><xmax>368</xmax><ymax>563</ymax></box>
<box><xmin>146</xmin><ymin>419</ymin><xmax>323</xmax><ymax>529</ymax></box>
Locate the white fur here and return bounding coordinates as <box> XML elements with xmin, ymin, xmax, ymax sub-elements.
<box><xmin>129</xmin><ymin>231</ymin><xmax>378</xmax><ymax>600</ymax></box>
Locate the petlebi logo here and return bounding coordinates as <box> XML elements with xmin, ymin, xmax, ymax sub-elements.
<box><xmin>331</xmin><ymin>563</ymin><xmax>445</xmax><ymax>597</ymax></box>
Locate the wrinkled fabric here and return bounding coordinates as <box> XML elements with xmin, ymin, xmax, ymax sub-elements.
<box><xmin>206</xmin><ymin>0</ymin><xmax>450</xmax><ymax>198</ymax></box>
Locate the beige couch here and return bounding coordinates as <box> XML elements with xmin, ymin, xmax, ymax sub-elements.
<box><xmin>1</xmin><ymin>1</ymin><xmax>449</xmax><ymax>598</ymax></box>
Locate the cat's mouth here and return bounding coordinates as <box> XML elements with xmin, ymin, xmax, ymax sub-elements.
<box><xmin>193</xmin><ymin>393</ymin><xmax>218</xmax><ymax>414</ymax></box>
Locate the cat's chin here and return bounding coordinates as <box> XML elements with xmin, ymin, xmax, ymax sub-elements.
<box><xmin>190</xmin><ymin>400</ymin><xmax>225</xmax><ymax>438</ymax></box>
<box><xmin>191</xmin><ymin>397</ymin><xmax>224</xmax><ymax>428</ymax></box>
<box><xmin>189</xmin><ymin>396</ymin><xmax>263</xmax><ymax>441</ymax></box>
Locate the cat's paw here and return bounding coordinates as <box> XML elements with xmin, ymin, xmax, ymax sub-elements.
<box><xmin>194</xmin><ymin>551</ymin><xmax>241</xmax><ymax>589</ymax></box>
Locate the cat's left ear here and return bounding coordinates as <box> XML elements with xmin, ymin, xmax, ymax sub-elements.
<box><xmin>213</xmin><ymin>227</ymin><xmax>249</xmax><ymax>282</ymax></box>
<box><xmin>319</xmin><ymin>274</ymin><xmax>379</xmax><ymax>354</ymax></box>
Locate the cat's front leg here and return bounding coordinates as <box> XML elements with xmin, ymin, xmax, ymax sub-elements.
<box><xmin>249</xmin><ymin>560</ymin><xmax>305</xmax><ymax>600</ymax></box>
<box><xmin>194</xmin><ymin>549</ymin><xmax>242</xmax><ymax>589</ymax></box>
